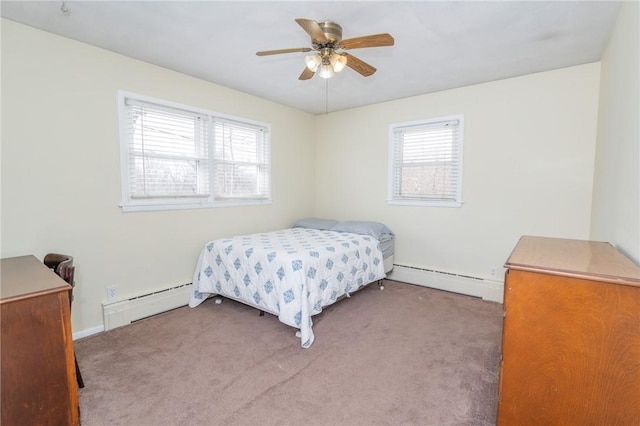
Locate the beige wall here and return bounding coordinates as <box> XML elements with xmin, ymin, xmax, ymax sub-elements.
<box><xmin>591</xmin><ymin>1</ymin><xmax>640</xmax><ymax>264</ymax></box>
<box><xmin>314</xmin><ymin>63</ymin><xmax>601</xmax><ymax>280</ymax></box>
<box><xmin>2</xmin><ymin>15</ymin><xmax>622</xmax><ymax>335</ymax></box>
<box><xmin>1</xmin><ymin>20</ymin><xmax>316</xmax><ymax>332</ymax></box>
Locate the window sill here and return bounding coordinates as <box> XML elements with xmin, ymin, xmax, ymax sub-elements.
<box><xmin>120</xmin><ymin>199</ymin><xmax>272</xmax><ymax>212</ymax></box>
<box><xmin>387</xmin><ymin>199</ymin><xmax>463</xmax><ymax>208</ymax></box>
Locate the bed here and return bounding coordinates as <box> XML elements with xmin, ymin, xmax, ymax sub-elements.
<box><xmin>189</xmin><ymin>219</ymin><xmax>394</xmax><ymax>348</ymax></box>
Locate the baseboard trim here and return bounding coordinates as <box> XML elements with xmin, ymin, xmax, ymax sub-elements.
<box><xmin>73</xmin><ymin>325</ymin><xmax>104</xmax><ymax>341</ymax></box>
<box><xmin>387</xmin><ymin>264</ymin><xmax>504</xmax><ymax>303</ymax></box>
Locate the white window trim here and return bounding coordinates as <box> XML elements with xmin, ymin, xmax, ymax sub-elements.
<box><xmin>118</xmin><ymin>91</ymin><xmax>271</xmax><ymax>212</ymax></box>
<box><xmin>387</xmin><ymin>115</ymin><xmax>464</xmax><ymax>207</ymax></box>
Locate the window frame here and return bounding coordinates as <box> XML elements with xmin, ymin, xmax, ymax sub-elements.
<box><xmin>118</xmin><ymin>90</ymin><xmax>271</xmax><ymax>212</ymax></box>
<box><xmin>388</xmin><ymin>115</ymin><xmax>464</xmax><ymax>207</ymax></box>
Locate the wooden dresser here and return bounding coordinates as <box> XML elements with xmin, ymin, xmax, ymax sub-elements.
<box><xmin>1</xmin><ymin>255</ymin><xmax>80</xmax><ymax>425</ymax></box>
<box><xmin>497</xmin><ymin>236</ymin><xmax>640</xmax><ymax>425</ymax></box>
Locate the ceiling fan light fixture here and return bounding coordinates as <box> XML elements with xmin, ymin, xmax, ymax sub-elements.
<box><xmin>330</xmin><ymin>53</ymin><xmax>347</xmax><ymax>73</ymax></box>
<box><xmin>257</xmin><ymin>18</ymin><xmax>394</xmax><ymax>81</ymax></box>
<box><xmin>305</xmin><ymin>54</ymin><xmax>321</xmax><ymax>72</ymax></box>
<box><xmin>318</xmin><ymin>63</ymin><xmax>335</xmax><ymax>79</ymax></box>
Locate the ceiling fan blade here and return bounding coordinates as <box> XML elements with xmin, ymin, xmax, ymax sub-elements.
<box><xmin>295</xmin><ymin>18</ymin><xmax>328</xmax><ymax>43</ymax></box>
<box><xmin>299</xmin><ymin>67</ymin><xmax>315</xmax><ymax>80</ymax></box>
<box><xmin>256</xmin><ymin>47</ymin><xmax>312</xmax><ymax>56</ymax></box>
<box><xmin>343</xmin><ymin>53</ymin><xmax>377</xmax><ymax>77</ymax></box>
<box><xmin>340</xmin><ymin>33</ymin><xmax>394</xmax><ymax>50</ymax></box>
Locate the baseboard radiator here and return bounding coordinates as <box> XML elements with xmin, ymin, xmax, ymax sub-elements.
<box><xmin>102</xmin><ymin>283</ymin><xmax>192</xmax><ymax>331</ymax></box>
<box><xmin>387</xmin><ymin>264</ymin><xmax>504</xmax><ymax>303</ymax></box>
<box><xmin>102</xmin><ymin>266</ymin><xmax>502</xmax><ymax>332</ymax></box>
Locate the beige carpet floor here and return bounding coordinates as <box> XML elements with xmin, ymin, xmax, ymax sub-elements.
<box><xmin>74</xmin><ymin>280</ymin><xmax>503</xmax><ymax>425</ymax></box>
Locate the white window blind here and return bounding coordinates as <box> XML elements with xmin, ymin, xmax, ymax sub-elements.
<box><xmin>119</xmin><ymin>91</ymin><xmax>271</xmax><ymax>212</ymax></box>
<box><xmin>213</xmin><ymin>118</ymin><xmax>270</xmax><ymax>200</ymax></box>
<box><xmin>389</xmin><ymin>116</ymin><xmax>463</xmax><ymax>207</ymax></box>
<box><xmin>125</xmin><ymin>99</ymin><xmax>210</xmax><ymax>199</ymax></box>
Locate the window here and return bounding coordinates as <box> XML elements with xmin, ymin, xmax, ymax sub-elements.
<box><xmin>119</xmin><ymin>91</ymin><xmax>270</xmax><ymax>212</ymax></box>
<box><xmin>389</xmin><ymin>115</ymin><xmax>463</xmax><ymax>207</ymax></box>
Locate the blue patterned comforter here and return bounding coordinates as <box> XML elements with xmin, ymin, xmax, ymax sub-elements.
<box><xmin>189</xmin><ymin>227</ymin><xmax>386</xmax><ymax>348</ymax></box>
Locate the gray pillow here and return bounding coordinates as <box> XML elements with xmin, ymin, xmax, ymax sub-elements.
<box><xmin>331</xmin><ymin>221</ymin><xmax>394</xmax><ymax>242</ymax></box>
<box><xmin>293</xmin><ymin>218</ymin><xmax>340</xmax><ymax>230</ymax></box>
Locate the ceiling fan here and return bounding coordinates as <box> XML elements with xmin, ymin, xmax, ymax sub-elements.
<box><xmin>256</xmin><ymin>18</ymin><xmax>394</xmax><ymax>80</ymax></box>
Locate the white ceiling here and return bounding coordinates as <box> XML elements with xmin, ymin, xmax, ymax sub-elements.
<box><xmin>1</xmin><ymin>1</ymin><xmax>621</xmax><ymax>115</ymax></box>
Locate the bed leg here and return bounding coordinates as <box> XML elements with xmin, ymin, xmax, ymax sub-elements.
<box><xmin>378</xmin><ymin>280</ymin><xmax>385</xmax><ymax>291</ymax></box>
<box><xmin>259</xmin><ymin>310</ymin><xmax>265</xmax><ymax>316</ymax></box>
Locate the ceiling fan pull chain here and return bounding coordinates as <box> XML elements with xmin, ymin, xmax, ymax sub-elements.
<box><xmin>325</xmin><ymin>79</ymin><xmax>329</xmax><ymax>115</ymax></box>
